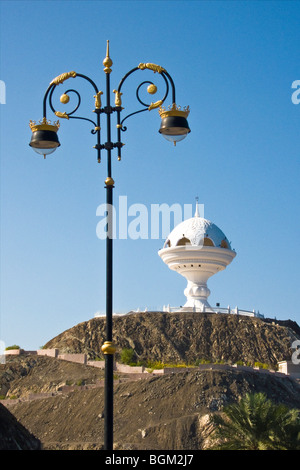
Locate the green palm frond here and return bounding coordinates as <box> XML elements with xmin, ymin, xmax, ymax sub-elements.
<box><xmin>209</xmin><ymin>393</ymin><xmax>300</xmax><ymax>450</ymax></box>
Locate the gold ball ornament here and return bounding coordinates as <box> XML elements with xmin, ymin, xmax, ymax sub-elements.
<box><xmin>60</xmin><ymin>93</ymin><xmax>70</xmax><ymax>104</ymax></box>
<box><xmin>147</xmin><ymin>84</ymin><xmax>157</xmax><ymax>95</ymax></box>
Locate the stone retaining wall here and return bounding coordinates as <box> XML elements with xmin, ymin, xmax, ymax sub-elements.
<box><xmin>37</xmin><ymin>349</ymin><xmax>58</xmax><ymax>358</ymax></box>
<box><xmin>3</xmin><ymin>348</ymin><xmax>297</xmax><ymax>378</ymax></box>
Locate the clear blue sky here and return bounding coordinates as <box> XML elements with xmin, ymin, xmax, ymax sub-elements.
<box><xmin>0</xmin><ymin>0</ymin><xmax>299</xmax><ymax>350</ymax></box>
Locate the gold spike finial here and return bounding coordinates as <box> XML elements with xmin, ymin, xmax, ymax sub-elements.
<box><xmin>103</xmin><ymin>40</ymin><xmax>113</xmax><ymax>74</ymax></box>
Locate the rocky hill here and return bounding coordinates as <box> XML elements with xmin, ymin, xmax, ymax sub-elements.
<box><xmin>44</xmin><ymin>311</ymin><xmax>300</xmax><ymax>367</ymax></box>
<box><xmin>1</xmin><ymin>360</ymin><xmax>300</xmax><ymax>450</ymax></box>
<box><xmin>1</xmin><ymin>311</ymin><xmax>300</xmax><ymax>450</ymax></box>
<box><xmin>0</xmin><ymin>402</ymin><xmax>41</xmax><ymax>450</ymax></box>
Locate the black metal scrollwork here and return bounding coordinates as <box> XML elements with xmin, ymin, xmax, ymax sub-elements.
<box><xmin>42</xmin><ymin>64</ymin><xmax>176</xmax><ymax>163</ymax></box>
<box><xmin>113</xmin><ymin>66</ymin><xmax>176</xmax><ymax>161</ymax></box>
<box><xmin>116</xmin><ymin>67</ymin><xmax>172</xmax><ymax>132</ymax></box>
<box><xmin>45</xmin><ymin>74</ymin><xmax>100</xmax><ymax>130</ymax></box>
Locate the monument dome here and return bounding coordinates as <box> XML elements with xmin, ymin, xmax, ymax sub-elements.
<box><xmin>163</xmin><ymin>204</ymin><xmax>232</xmax><ymax>250</ymax></box>
<box><xmin>158</xmin><ymin>202</ymin><xmax>236</xmax><ymax>312</ymax></box>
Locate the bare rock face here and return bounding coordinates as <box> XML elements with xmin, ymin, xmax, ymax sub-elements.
<box><xmin>0</xmin><ymin>403</ymin><xmax>41</xmax><ymax>450</ymax></box>
<box><xmin>5</xmin><ymin>368</ymin><xmax>300</xmax><ymax>450</ymax></box>
<box><xmin>44</xmin><ymin>312</ymin><xmax>299</xmax><ymax>367</ymax></box>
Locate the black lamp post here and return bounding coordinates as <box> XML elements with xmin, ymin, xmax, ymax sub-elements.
<box><xmin>29</xmin><ymin>41</ymin><xmax>190</xmax><ymax>450</ymax></box>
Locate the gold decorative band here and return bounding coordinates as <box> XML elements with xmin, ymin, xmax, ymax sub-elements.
<box><xmin>50</xmin><ymin>71</ymin><xmax>77</xmax><ymax>86</ymax></box>
<box><xmin>101</xmin><ymin>341</ymin><xmax>116</xmax><ymax>355</ymax></box>
<box><xmin>138</xmin><ymin>63</ymin><xmax>166</xmax><ymax>74</ymax></box>
<box><xmin>55</xmin><ymin>111</ymin><xmax>69</xmax><ymax>120</ymax></box>
<box><xmin>148</xmin><ymin>100</ymin><xmax>163</xmax><ymax>111</ymax></box>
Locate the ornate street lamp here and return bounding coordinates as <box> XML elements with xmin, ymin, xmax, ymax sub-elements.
<box><xmin>29</xmin><ymin>41</ymin><xmax>190</xmax><ymax>450</ymax></box>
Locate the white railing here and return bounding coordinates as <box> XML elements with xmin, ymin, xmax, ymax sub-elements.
<box><xmin>95</xmin><ymin>306</ymin><xmax>264</xmax><ymax>319</ymax></box>
<box><xmin>162</xmin><ymin>304</ymin><xmax>264</xmax><ymax>318</ymax></box>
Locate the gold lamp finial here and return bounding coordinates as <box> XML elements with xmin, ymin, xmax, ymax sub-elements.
<box><xmin>29</xmin><ymin>117</ymin><xmax>60</xmax><ymax>133</ymax></box>
<box><xmin>103</xmin><ymin>40</ymin><xmax>113</xmax><ymax>74</ymax></box>
<box><xmin>159</xmin><ymin>103</ymin><xmax>190</xmax><ymax>119</ymax></box>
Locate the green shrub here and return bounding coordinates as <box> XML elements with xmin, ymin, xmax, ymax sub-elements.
<box><xmin>5</xmin><ymin>345</ymin><xmax>20</xmax><ymax>350</ymax></box>
<box><xmin>254</xmin><ymin>361</ymin><xmax>270</xmax><ymax>369</ymax></box>
<box><xmin>195</xmin><ymin>358</ymin><xmax>211</xmax><ymax>366</ymax></box>
<box><xmin>147</xmin><ymin>360</ymin><xmax>164</xmax><ymax>370</ymax></box>
<box><xmin>120</xmin><ymin>348</ymin><xmax>136</xmax><ymax>365</ymax></box>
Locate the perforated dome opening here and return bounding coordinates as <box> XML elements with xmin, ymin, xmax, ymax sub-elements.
<box><xmin>176</xmin><ymin>237</ymin><xmax>191</xmax><ymax>246</ymax></box>
<box><xmin>163</xmin><ymin>215</ymin><xmax>232</xmax><ymax>250</ymax></box>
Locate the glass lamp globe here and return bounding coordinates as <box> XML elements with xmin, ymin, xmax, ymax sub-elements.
<box><xmin>29</xmin><ymin>118</ymin><xmax>60</xmax><ymax>158</ymax></box>
<box><xmin>159</xmin><ymin>104</ymin><xmax>190</xmax><ymax>146</ymax></box>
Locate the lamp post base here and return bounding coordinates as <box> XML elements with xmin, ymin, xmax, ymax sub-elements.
<box><xmin>104</xmin><ymin>354</ymin><xmax>114</xmax><ymax>450</ymax></box>
<box><xmin>102</xmin><ymin>346</ymin><xmax>116</xmax><ymax>450</ymax></box>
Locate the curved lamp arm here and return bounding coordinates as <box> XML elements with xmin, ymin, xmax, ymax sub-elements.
<box><xmin>112</xmin><ymin>63</ymin><xmax>178</xmax><ymax>159</ymax></box>
<box><xmin>30</xmin><ymin>66</ymin><xmax>116</xmax><ymax>161</ymax></box>
<box><xmin>29</xmin><ymin>50</ymin><xmax>190</xmax><ymax>162</ymax></box>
